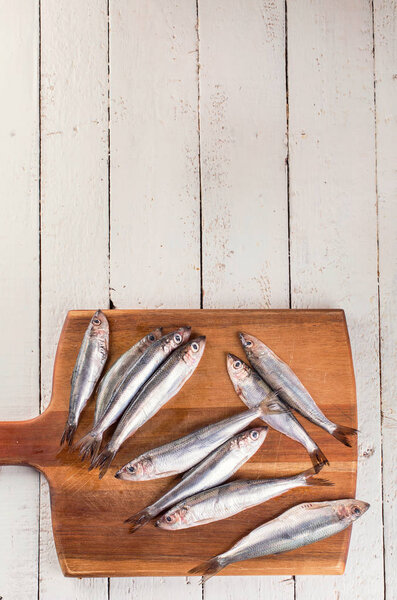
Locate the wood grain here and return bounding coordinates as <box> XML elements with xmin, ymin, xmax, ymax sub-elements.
<box><xmin>109</xmin><ymin>0</ymin><xmax>200</xmax><ymax>311</ymax></box>
<box><xmin>199</xmin><ymin>0</ymin><xmax>289</xmax><ymax>311</ymax></box>
<box><xmin>0</xmin><ymin>2</ymin><xmax>40</xmax><ymax>598</ymax></box>
<box><xmin>198</xmin><ymin>1</ymin><xmax>290</xmax><ymax>596</ymax></box>
<box><xmin>287</xmin><ymin>1</ymin><xmax>382</xmax><ymax>598</ymax></box>
<box><xmin>374</xmin><ymin>1</ymin><xmax>397</xmax><ymax>597</ymax></box>
<box><xmin>40</xmin><ymin>1</ymin><xmax>109</xmax><ymax>597</ymax></box>
<box><xmin>0</xmin><ymin>309</ymin><xmax>357</xmax><ymax>577</ymax></box>
<box><xmin>108</xmin><ymin>1</ymin><xmax>201</xmax><ymax>596</ymax></box>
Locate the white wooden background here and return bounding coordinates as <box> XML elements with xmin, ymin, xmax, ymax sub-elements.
<box><xmin>0</xmin><ymin>1</ymin><xmax>395</xmax><ymax>598</ymax></box>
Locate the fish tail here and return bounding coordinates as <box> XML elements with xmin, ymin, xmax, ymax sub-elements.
<box><xmin>60</xmin><ymin>422</ymin><xmax>77</xmax><ymax>447</ymax></box>
<box><xmin>188</xmin><ymin>556</ymin><xmax>228</xmax><ymax>582</ymax></box>
<box><xmin>90</xmin><ymin>446</ymin><xmax>116</xmax><ymax>478</ymax></box>
<box><xmin>74</xmin><ymin>431</ymin><xmax>103</xmax><ymax>463</ymax></box>
<box><xmin>125</xmin><ymin>509</ymin><xmax>154</xmax><ymax>533</ymax></box>
<box><xmin>309</xmin><ymin>447</ymin><xmax>329</xmax><ymax>470</ymax></box>
<box><xmin>332</xmin><ymin>424</ymin><xmax>358</xmax><ymax>447</ymax></box>
<box><xmin>296</xmin><ymin>465</ymin><xmax>333</xmax><ymax>487</ymax></box>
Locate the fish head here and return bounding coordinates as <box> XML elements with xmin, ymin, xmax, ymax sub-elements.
<box><xmin>89</xmin><ymin>310</ymin><xmax>109</xmax><ymax>340</ymax></box>
<box><xmin>115</xmin><ymin>457</ymin><xmax>154</xmax><ymax>481</ymax></box>
<box><xmin>233</xmin><ymin>426</ymin><xmax>268</xmax><ymax>452</ymax></box>
<box><xmin>182</xmin><ymin>336</ymin><xmax>206</xmax><ymax>366</ymax></box>
<box><xmin>226</xmin><ymin>353</ymin><xmax>251</xmax><ymax>385</ymax></box>
<box><xmin>163</xmin><ymin>326</ymin><xmax>192</xmax><ymax>352</ymax></box>
<box><xmin>238</xmin><ymin>332</ymin><xmax>263</xmax><ymax>358</ymax></box>
<box><xmin>334</xmin><ymin>499</ymin><xmax>370</xmax><ymax>523</ymax></box>
<box><xmin>155</xmin><ymin>505</ymin><xmax>189</xmax><ymax>530</ymax></box>
<box><xmin>143</xmin><ymin>327</ymin><xmax>163</xmax><ymax>349</ymax></box>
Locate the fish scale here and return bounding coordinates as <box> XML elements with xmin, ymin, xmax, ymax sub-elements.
<box><xmin>94</xmin><ymin>327</ymin><xmax>163</xmax><ymax>425</ymax></box>
<box><xmin>157</xmin><ymin>466</ymin><xmax>331</xmax><ymax>529</ymax></box>
<box><xmin>189</xmin><ymin>499</ymin><xmax>370</xmax><ymax>581</ymax></box>
<box><xmin>60</xmin><ymin>310</ymin><xmax>109</xmax><ymax>447</ymax></box>
<box><xmin>75</xmin><ymin>326</ymin><xmax>191</xmax><ymax>462</ymax></box>
<box><xmin>239</xmin><ymin>332</ymin><xmax>357</xmax><ymax>447</ymax></box>
<box><xmin>226</xmin><ymin>353</ymin><xmax>328</xmax><ymax>468</ymax></box>
<box><xmin>124</xmin><ymin>426</ymin><xmax>268</xmax><ymax>532</ymax></box>
<box><xmin>116</xmin><ymin>395</ymin><xmax>279</xmax><ymax>481</ymax></box>
<box><xmin>93</xmin><ymin>335</ymin><xmax>206</xmax><ymax>477</ymax></box>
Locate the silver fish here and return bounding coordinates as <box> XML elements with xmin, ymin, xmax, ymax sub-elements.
<box><xmin>76</xmin><ymin>327</ymin><xmax>191</xmax><ymax>461</ymax></box>
<box><xmin>77</xmin><ymin>327</ymin><xmax>163</xmax><ymax>461</ymax></box>
<box><xmin>61</xmin><ymin>310</ymin><xmax>109</xmax><ymax>446</ymax></box>
<box><xmin>94</xmin><ymin>336</ymin><xmax>206</xmax><ymax>477</ymax></box>
<box><xmin>189</xmin><ymin>498</ymin><xmax>370</xmax><ymax>581</ymax></box>
<box><xmin>94</xmin><ymin>327</ymin><xmax>163</xmax><ymax>425</ymax></box>
<box><xmin>116</xmin><ymin>398</ymin><xmax>278</xmax><ymax>482</ymax></box>
<box><xmin>239</xmin><ymin>332</ymin><xmax>357</xmax><ymax>447</ymax></box>
<box><xmin>227</xmin><ymin>353</ymin><xmax>328</xmax><ymax>468</ymax></box>
<box><xmin>125</xmin><ymin>426</ymin><xmax>268</xmax><ymax>532</ymax></box>
<box><xmin>157</xmin><ymin>465</ymin><xmax>331</xmax><ymax>530</ymax></box>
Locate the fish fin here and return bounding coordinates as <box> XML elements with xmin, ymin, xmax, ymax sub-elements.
<box><xmin>297</xmin><ymin>465</ymin><xmax>333</xmax><ymax>487</ymax></box>
<box><xmin>91</xmin><ymin>447</ymin><xmax>116</xmax><ymax>478</ymax></box>
<box><xmin>332</xmin><ymin>424</ymin><xmax>358</xmax><ymax>447</ymax></box>
<box><xmin>125</xmin><ymin>509</ymin><xmax>153</xmax><ymax>533</ymax></box>
<box><xmin>236</xmin><ymin>391</ymin><xmax>247</xmax><ymax>406</ymax></box>
<box><xmin>60</xmin><ymin>422</ymin><xmax>77</xmax><ymax>447</ymax></box>
<box><xmin>188</xmin><ymin>556</ymin><xmax>227</xmax><ymax>582</ymax></box>
<box><xmin>309</xmin><ymin>447</ymin><xmax>329</xmax><ymax>470</ymax></box>
<box><xmin>259</xmin><ymin>392</ymin><xmax>288</xmax><ymax>416</ymax></box>
<box><xmin>74</xmin><ymin>431</ymin><xmax>103</xmax><ymax>463</ymax></box>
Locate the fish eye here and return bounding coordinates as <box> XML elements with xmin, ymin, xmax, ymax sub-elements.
<box><xmin>166</xmin><ymin>515</ymin><xmax>173</xmax><ymax>522</ymax></box>
<box><xmin>174</xmin><ymin>333</ymin><xmax>182</xmax><ymax>344</ymax></box>
<box><xmin>250</xmin><ymin>430</ymin><xmax>259</xmax><ymax>439</ymax></box>
<box><xmin>127</xmin><ymin>465</ymin><xmax>135</xmax><ymax>473</ymax></box>
<box><xmin>93</xmin><ymin>318</ymin><xmax>100</xmax><ymax>325</ymax></box>
<box><xmin>245</xmin><ymin>340</ymin><xmax>252</xmax><ymax>347</ymax></box>
<box><xmin>233</xmin><ymin>360</ymin><xmax>242</xmax><ymax>369</ymax></box>
<box><xmin>148</xmin><ymin>334</ymin><xmax>155</xmax><ymax>342</ymax></box>
<box><xmin>191</xmin><ymin>342</ymin><xmax>199</xmax><ymax>352</ymax></box>
<box><xmin>353</xmin><ymin>507</ymin><xmax>360</xmax><ymax>515</ymax></box>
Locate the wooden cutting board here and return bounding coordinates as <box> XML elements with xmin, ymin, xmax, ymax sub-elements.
<box><xmin>0</xmin><ymin>309</ymin><xmax>357</xmax><ymax>577</ymax></box>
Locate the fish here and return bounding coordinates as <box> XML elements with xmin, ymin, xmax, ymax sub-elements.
<box><xmin>115</xmin><ymin>396</ymin><xmax>280</xmax><ymax>482</ymax></box>
<box><xmin>226</xmin><ymin>353</ymin><xmax>328</xmax><ymax>468</ymax></box>
<box><xmin>77</xmin><ymin>327</ymin><xmax>163</xmax><ymax>461</ymax></box>
<box><xmin>75</xmin><ymin>327</ymin><xmax>191</xmax><ymax>461</ymax></box>
<box><xmin>189</xmin><ymin>498</ymin><xmax>370</xmax><ymax>581</ymax></box>
<box><xmin>239</xmin><ymin>332</ymin><xmax>357</xmax><ymax>446</ymax></box>
<box><xmin>94</xmin><ymin>327</ymin><xmax>163</xmax><ymax>426</ymax></box>
<box><xmin>157</xmin><ymin>465</ymin><xmax>331</xmax><ymax>530</ymax></box>
<box><xmin>93</xmin><ymin>336</ymin><xmax>206</xmax><ymax>477</ymax></box>
<box><xmin>125</xmin><ymin>426</ymin><xmax>268</xmax><ymax>532</ymax></box>
<box><xmin>60</xmin><ymin>310</ymin><xmax>109</xmax><ymax>447</ymax></box>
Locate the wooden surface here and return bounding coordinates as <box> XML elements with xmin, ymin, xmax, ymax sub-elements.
<box><xmin>0</xmin><ymin>3</ymin><xmax>40</xmax><ymax>598</ymax></box>
<box><xmin>0</xmin><ymin>0</ymin><xmax>394</xmax><ymax>598</ymax></box>
<box><xmin>0</xmin><ymin>309</ymin><xmax>357</xmax><ymax>577</ymax></box>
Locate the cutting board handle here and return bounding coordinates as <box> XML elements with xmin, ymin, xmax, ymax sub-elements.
<box><xmin>0</xmin><ymin>413</ymin><xmax>49</xmax><ymax>468</ymax></box>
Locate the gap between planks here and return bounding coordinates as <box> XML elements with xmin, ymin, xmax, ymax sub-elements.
<box><xmin>38</xmin><ymin>1</ymin><xmax>42</xmax><ymax>599</ymax></box>
<box><xmin>370</xmin><ymin>1</ymin><xmax>386</xmax><ymax>598</ymax></box>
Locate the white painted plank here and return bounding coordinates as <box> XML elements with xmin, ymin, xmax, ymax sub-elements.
<box><xmin>287</xmin><ymin>1</ymin><xmax>383</xmax><ymax>598</ymax></box>
<box><xmin>0</xmin><ymin>2</ymin><xmax>40</xmax><ymax>598</ymax></box>
<box><xmin>109</xmin><ymin>0</ymin><xmax>201</xmax><ymax>596</ymax></box>
<box><xmin>110</xmin><ymin>0</ymin><xmax>200</xmax><ymax>310</ymax></box>
<box><xmin>40</xmin><ymin>1</ymin><xmax>109</xmax><ymax>597</ymax></box>
<box><xmin>110</xmin><ymin>578</ymin><xmax>202</xmax><ymax>599</ymax></box>
<box><xmin>200</xmin><ymin>0</ymin><xmax>289</xmax><ymax>309</ymax></box>
<box><xmin>374</xmin><ymin>1</ymin><xmax>397</xmax><ymax>598</ymax></box>
<box><xmin>199</xmin><ymin>1</ymin><xmax>291</xmax><ymax>597</ymax></box>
